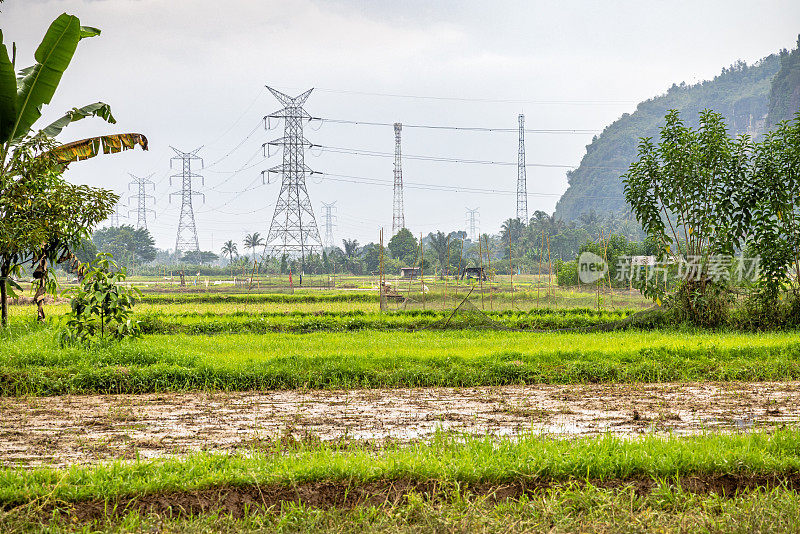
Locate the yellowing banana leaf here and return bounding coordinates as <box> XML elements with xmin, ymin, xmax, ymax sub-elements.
<box><xmin>50</xmin><ymin>133</ymin><xmax>148</xmax><ymax>164</ymax></box>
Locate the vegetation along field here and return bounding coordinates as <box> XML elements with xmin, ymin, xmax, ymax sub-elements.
<box><xmin>2</xmin><ymin>5</ymin><xmax>800</xmax><ymax>533</ymax></box>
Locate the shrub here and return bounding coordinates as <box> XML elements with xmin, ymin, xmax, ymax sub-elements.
<box><xmin>62</xmin><ymin>254</ymin><xmax>141</xmax><ymax>345</ymax></box>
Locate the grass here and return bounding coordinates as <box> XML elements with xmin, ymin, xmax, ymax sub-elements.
<box><xmin>2</xmin><ymin>430</ymin><xmax>800</xmax><ymax>532</ymax></box>
<box><xmin>3</xmin><ymin>430</ymin><xmax>800</xmax><ymax>502</ymax></box>
<box><xmin>4</xmin><ymin>485</ymin><xmax>800</xmax><ymax>533</ymax></box>
<box><xmin>2</xmin><ymin>326</ymin><xmax>800</xmax><ymax>395</ymax></box>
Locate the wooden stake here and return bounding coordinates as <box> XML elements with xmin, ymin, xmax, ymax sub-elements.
<box><xmin>444</xmin><ymin>235</ymin><xmax>450</xmax><ymax>310</ymax></box>
<box><xmin>420</xmin><ymin>233</ymin><xmax>425</xmax><ymax>310</ymax></box>
<box><xmin>478</xmin><ymin>234</ymin><xmax>485</xmax><ymax>310</ymax></box>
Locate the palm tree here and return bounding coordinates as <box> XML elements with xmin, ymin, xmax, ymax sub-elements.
<box><xmin>427</xmin><ymin>231</ymin><xmax>449</xmax><ymax>277</ymax></box>
<box><xmin>221</xmin><ymin>240</ymin><xmax>238</xmax><ymax>264</ymax></box>
<box><xmin>243</xmin><ymin>232</ymin><xmax>265</xmax><ymax>261</ymax></box>
<box><xmin>342</xmin><ymin>239</ymin><xmax>360</xmax><ymax>259</ymax></box>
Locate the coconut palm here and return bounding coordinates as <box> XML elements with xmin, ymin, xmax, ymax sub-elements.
<box><xmin>427</xmin><ymin>231</ymin><xmax>450</xmax><ymax>277</ymax></box>
<box><xmin>221</xmin><ymin>240</ymin><xmax>238</xmax><ymax>264</ymax></box>
<box><xmin>243</xmin><ymin>232</ymin><xmax>265</xmax><ymax>260</ymax></box>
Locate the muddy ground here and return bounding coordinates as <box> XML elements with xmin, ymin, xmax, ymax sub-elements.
<box><xmin>1</xmin><ymin>381</ymin><xmax>798</xmax><ymax>467</ymax></box>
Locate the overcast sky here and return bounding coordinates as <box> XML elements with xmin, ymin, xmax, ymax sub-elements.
<box><xmin>5</xmin><ymin>0</ymin><xmax>799</xmax><ymax>252</ymax></box>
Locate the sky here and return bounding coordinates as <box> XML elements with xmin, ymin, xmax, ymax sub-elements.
<box><xmin>4</xmin><ymin>0</ymin><xmax>799</xmax><ymax>253</ymax></box>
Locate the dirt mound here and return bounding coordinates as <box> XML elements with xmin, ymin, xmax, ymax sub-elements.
<box><xmin>21</xmin><ymin>473</ymin><xmax>800</xmax><ymax>522</ymax></box>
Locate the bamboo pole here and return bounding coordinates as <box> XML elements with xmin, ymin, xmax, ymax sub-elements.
<box><xmin>420</xmin><ymin>233</ymin><xmax>425</xmax><ymax>310</ymax></box>
<box><xmin>547</xmin><ymin>234</ymin><xmax>552</xmax><ymax>297</ymax></box>
<box><xmin>444</xmin><ymin>235</ymin><xmax>450</xmax><ymax>310</ymax></box>
<box><xmin>538</xmin><ymin>231</ymin><xmax>543</xmax><ymax>304</ymax></box>
<box><xmin>483</xmin><ymin>234</ymin><xmax>493</xmax><ymax>310</ymax></box>
<box><xmin>478</xmin><ymin>234</ymin><xmax>485</xmax><ymax>310</ymax></box>
<box><xmin>510</xmin><ymin>235</ymin><xmax>514</xmax><ymax>310</ymax></box>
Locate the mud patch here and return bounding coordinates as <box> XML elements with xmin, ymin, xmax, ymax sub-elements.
<box><xmin>2</xmin><ymin>381</ymin><xmax>799</xmax><ymax>467</ymax></box>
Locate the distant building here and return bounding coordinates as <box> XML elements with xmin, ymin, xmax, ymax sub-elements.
<box><xmin>460</xmin><ymin>266</ymin><xmax>487</xmax><ymax>281</ymax></box>
<box><xmin>400</xmin><ymin>267</ymin><xmax>422</xmax><ymax>279</ymax></box>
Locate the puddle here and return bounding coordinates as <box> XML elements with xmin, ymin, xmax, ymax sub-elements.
<box><xmin>1</xmin><ymin>381</ymin><xmax>798</xmax><ymax>467</ymax></box>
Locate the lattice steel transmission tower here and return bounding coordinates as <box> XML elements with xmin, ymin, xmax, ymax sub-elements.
<box><xmin>263</xmin><ymin>86</ymin><xmax>322</xmax><ymax>267</ymax></box>
<box><xmin>321</xmin><ymin>201</ymin><xmax>337</xmax><ymax>250</ymax></box>
<box><xmin>108</xmin><ymin>202</ymin><xmax>124</xmax><ymax>227</ymax></box>
<box><xmin>127</xmin><ymin>173</ymin><xmax>156</xmax><ymax>230</ymax></box>
<box><xmin>466</xmin><ymin>207</ymin><xmax>480</xmax><ymax>241</ymax></box>
<box><xmin>392</xmin><ymin>122</ymin><xmax>405</xmax><ymax>234</ymax></box>
<box><xmin>169</xmin><ymin>147</ymin><xmax>204</xmax><ymax>254</ymax></box>
<box><xmin>516</xmin><ymin>114</ymin><xmax>528</xmax><ymax>222</ymax></box>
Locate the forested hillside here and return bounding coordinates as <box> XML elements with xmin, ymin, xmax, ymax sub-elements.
<box><xmin>767</xmin><ymin>36</ymin><xmax>800</xmax><ymax>126</ymax></box>
<box><xmin>554</xmin><ymin>51</ymin><xmax>786</xmax><ymax>221</ymax></box>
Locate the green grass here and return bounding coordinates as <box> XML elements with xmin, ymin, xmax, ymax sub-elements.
<box><xmin>3</xmin><ymin>430</ymin><xmax>800</xmax><ymax>504</ymax></box>
<box><xmin>4</xmin><ymin>485</ymin><xmax>800</xmax><ymax>533</ymax></box>
<box><xmin>2</xmin><ymin>326</ymin><xmax>799</xmax><ymax>395</ymax></box>
<box><xmin>2</xmin><ymin>430</ymin><xmax>800</xmax><ymax>533</ymax></box>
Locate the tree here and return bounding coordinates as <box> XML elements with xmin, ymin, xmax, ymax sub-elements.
<box><xmin>749</xmin><ymin>113</ymin><xmax>800</xmax><ymax>301</ymax></box>
<box><xmin>623</xmin><ymin>109</ymin><xmax>754</xmax><ymax>324</ymax></box>
<box><xmin>63</xmin><ymin>253</ymin><xmax>141</xmax><ymax>344</ymax></box>
<box><xmin>0</xmin><ymin>136</ymin><xmax>116</xmax><ymax>324</ymax></box>
<box><xmin>426</xmin><ymin>231</ymin><xmax>449</xmax><ymax>276</ymax></box>
<box><xmin>342</xmin><ymin>239</ymin><xmax>360</xmax><ymax>259</ymax></box>
<box><xmin>243</xmin><ymin>232</ymin><xmax>265</xmax><ymax>260</ymax></box>
<box><xmin>92</xmin><ymin>225</ymin><xmax>157</xmax><ymax>267</ymax></box>
<box><xmin>0</xmin><ymin>13</ymin><xmax>148</xmax><ymax>326</ymax></box>
<box><xmin>182</xmin><ymin>250</ymin><xmax>218</xmax><ymax>264</ymax></box>
<box><xmin>387</xmin><ymin>228</ymin><xmax>418</xmax><ymax>264</ymax></box>
<box><xmin>221</xmin><ymin>240</ymin><xmax>238</xmax><ymax>264</ymax></box>
<box><xmin>499</xmin><ymin>219</ymin><xmax>525</xmax><ymax>259</ymax></box>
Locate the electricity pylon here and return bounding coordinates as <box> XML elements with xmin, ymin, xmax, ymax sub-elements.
<box><xmin>517</xmin><ymin>114</ymin><xmax>528</xmax><ymax>222</ymax></box>
<box><xmin>263</xmin><ymin>86</ymin><xmax>322</xmax><ymax>268</ymax></box>
<box><xmin>127</xmin><ymin>173</ymin><xmax>156</xmax><ymax>230</ymax></box>
<box><xmin>169</xmin><ymin>147</ymin><xmax>204</xmax><ymax>254</ymax></box>
<box><xmin>321</xmin><ymin>201</ymin><xmax>337</xmax><ymax>250</ymax></box>
<box><xmin>466</xmin><ymin>207</ymin><xmax>480</xmax><ymax>241</ymax></box>
<box><xmin>392</xmin><ymin>122</ymin><xmax>405</xmax><ymax>234</ymax></box>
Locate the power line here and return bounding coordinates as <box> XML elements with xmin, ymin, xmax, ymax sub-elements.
<box><xmin>315</xmin><ymin>144</ymin><xmax>628</xmax><ymax>170</ymax></box>
<box><xmin>316</xmin><ymin>171</ymin><xmax>620</xmax><ymax>200</ymax></box>
<box><xmin>310</xmin><ymin>117</ymin><xmax>600</xmax><ymax>134</ymax></box>
<box><xmin>270</xmin><ymin>84</ymin><xmax>635</xmax><ymax>105</ymax></box>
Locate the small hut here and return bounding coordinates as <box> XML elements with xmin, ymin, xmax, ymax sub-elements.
<box><xmin>460</xmin><ymin>266</ymin><xmax>487</xmax><ymax>281</ymax></box>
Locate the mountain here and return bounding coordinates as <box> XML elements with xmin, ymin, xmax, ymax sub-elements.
<box><xmin>767</xmin><ymin>36</ymin><xmax>800</xmax><ymax>127</ymax></box>
<box><xmin>554</xmin><ymin>41</ymin><xmax>799</xmax><ymax>221</ymax></box>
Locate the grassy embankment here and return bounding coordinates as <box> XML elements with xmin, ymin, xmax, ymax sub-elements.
<box><xmin>2</xmin><ymin>431</ymin><xmax>799</xmax><ymax>531</ymax></box>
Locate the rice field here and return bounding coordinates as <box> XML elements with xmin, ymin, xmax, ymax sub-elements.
<box><xmin>2</xmin><ymin>281</ymin><xmax>799</xmax><ymax>532</ymax></box>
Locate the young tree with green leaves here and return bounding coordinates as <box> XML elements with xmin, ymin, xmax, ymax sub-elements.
<box><xmin>749</xmin><ymin>113</ymin><xmax>800</xmax><ymax>302</ymax></box>
<box><xmin>63</xmin><ymin>253</ymin><xmax>141</xmax><ymax>345</ymax></box>
<box><xmin>623</xmin><ymin>109</ymin><xmax>754</xmax><ymax>325</ymax></box>
<box><xmin>387</xmin><ymin>228</ymin><xmax>418</xmax><ymax>265</ymax></box>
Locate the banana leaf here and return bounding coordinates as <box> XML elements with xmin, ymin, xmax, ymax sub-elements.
<box><xmin>0</xmin><ymin>30</ymin><xmax>16</xmax><ymax>142</ymax></box>
<box><xmin>12</xmin><ymin>14</ymin><xmax>98</xmax><ymax>141</ymax></box>
<box><xmin>40</xmin><ymin>102</ymin><xmax>115</xmax><ymax>138</ymax></box>
<box><xmin>50</xmin><ymin>133</ymin><xmax>148</xmax><ymax>164</ymax></box>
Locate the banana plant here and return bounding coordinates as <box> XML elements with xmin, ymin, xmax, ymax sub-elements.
<box><xmin>0</xmin><ymin>13</ymin><xmax>148</xmax><ymax>170</ymax></box>
<box><xmin>0</xmin><ymin>13</ymin><xmax>148</xmax><ymax>326</ymax></box>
